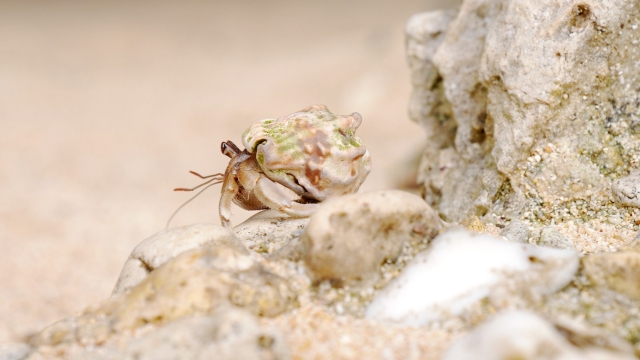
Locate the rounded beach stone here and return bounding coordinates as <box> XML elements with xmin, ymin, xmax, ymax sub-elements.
<box><xmin>233</xmin><ymin>209</ymin><xmax>309</xmax><ymax>256</ymax></box>
<box><xmin>537</xmin><ymin>226</ymin><xmax>575</xmax><ymax>250</ymax></box>
<box><xmin>612</xmin><ymin>170</ymin><xmax>640</xmax><ymax>208</ymax></box>
<box><xmin>500</xmin><ymin>219</ymin><xmax>530</xmax><ymax>244</ymax></box>
<box><xmin>301</xmin><ymin>190</ymin><xmax>443</xmax><ymax>285</ymax></box>
<box><xmin>113</xmin><ymin>223</ymin><xmax>247</xmax><ymax>294</ymax></box>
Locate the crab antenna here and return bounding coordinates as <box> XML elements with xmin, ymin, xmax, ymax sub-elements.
<box><xmin>166</xmin><ymin>180</ymin><xmax>223</xmax><ymax>229</ymax></box>
<box><xmin>174</xmin><ymin>174</ymin><xmax>224</xmax><ymax>192</ymax></box>
<box><xmin>189</xmin><ymin>171</ymin><xmax>223</xmax><ymax>179</ymax></box>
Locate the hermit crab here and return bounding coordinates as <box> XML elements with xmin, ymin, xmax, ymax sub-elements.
<box><xmin>169</xmin><ymin>104</ymin><xmax>372</xmax><ymax>228</ymax></box>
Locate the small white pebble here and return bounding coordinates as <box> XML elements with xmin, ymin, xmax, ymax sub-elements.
<box><xmin>608</xmin><ymin>216</ymin><xmax>622</xmax><ymax>225</ymax></box>
<box><xmin>582</xmin><ymin>96</ymin><xmax>587</xmax><ymax>100</ymax></box>
<box><xmin>339</xmin><ymin>334</ymin><xmax>352</xmax><ymax>344</ymax></box>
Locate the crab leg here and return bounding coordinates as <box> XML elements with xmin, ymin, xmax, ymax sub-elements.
<box><xmin>219</xmin><ymin>170</ymin><xmax>240</xmax><ymax>228</ymax></box>
<box><xmin>283</xmin><ymin>200</ymin><xmax>319</xmax><ymax>217</ymax></box>
<box><xmin>253</xmin><ymin>176</ymin><xmax>319</xmax><ymax>218</ymax></box>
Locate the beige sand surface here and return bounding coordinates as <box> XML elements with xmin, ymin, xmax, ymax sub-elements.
<box><xmin>0</xmin><ymin>0</ymin><xmax>459</xmax><ymax>343</ymax></box>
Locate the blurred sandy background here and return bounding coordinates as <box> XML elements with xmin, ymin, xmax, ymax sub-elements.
<box><xmin>0</xmin><ymin>0</ymin><xmax>458</xmax><ymax>343</ymax></box>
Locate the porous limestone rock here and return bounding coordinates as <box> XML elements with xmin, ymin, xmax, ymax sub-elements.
<box><xmin>500</xmin><ymin>219</ymin><xmax>531</xmax><ymax>243</ymax></box>
<box><xmin>0</xmin><ymin>343</ymin><xmax>31</xmax><ymax>360</ymax></box>
<box><xmin>538</xmin><ymin>226</ymin><xmax>576</xmax><ymax>250</ymax></box>
<box><xmin>301</xmin><ymin>190</ymin><xmax>444</xmax><ymax>286</ymax></box>
<box><xmin>233</xmin><ymin>210</ymin><xmax>308</xmax><ymax>257</ymax></box>
<box><xmin>612</xmin><ymin>170</ymin><xmax>640</xmax><ymax>208</ymax></box>
<box><xmin>113</xmin><ymin>223</ymin><xmax>247</xmax><ymax>294</ymax></box>
<box><xmin>406</xmin><ymin>1</ymin><xmax>640</xmax><ymax>351</ymax></box>
<box><xmin>583</xmin><ymin>239</ymin><xmax>640</xmax><ymax>300</ymax></box>
<box><xmin>408</xmin><ymin>0</ymin><xmax>640</xmax><ymax>223</ymax></box>
<box><xmin>443</xmin><ymin>311</ymin><xmax>635</xmax><ymax>360</ymax></box>
<box><xmin>121</xmin><ymin>309</ymin><xmax>289</xmax><ymax>360</ymax></box>
<box><xmin>365</xmin><ymin>228</ymin><xmax>579</xmax><ymax>326</ymax></box>
<box><xmin>405</xmin><ymin>9</ymin><xmax>457</xmax><ymax>161</ymax></box>
<box><xmin>32</xmin><ymin>247</ymin><xmax>296</xmax><ymax>349</ymax></box>
<box><xmin>28</xmin><ymin>309</ymin><xmax>289</xmax><ymax>360</ymax></box>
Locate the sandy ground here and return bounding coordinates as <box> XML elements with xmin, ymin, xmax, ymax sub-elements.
<box><xmin>0</xmin><ymin>0</ymin><xmax>459</xmax><ymax>343</ymax></box>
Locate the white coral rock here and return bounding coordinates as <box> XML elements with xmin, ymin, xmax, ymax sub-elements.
<box><xmin>365</xmin><ymin>228</ymin><xmax>579</xmax><ymax>326</ymax></box>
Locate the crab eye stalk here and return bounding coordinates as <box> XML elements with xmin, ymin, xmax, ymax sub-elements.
<box><xmin>221</xmin><ymin>140</ymin><xmax>241</xmax><ymax>158</ymax></box>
